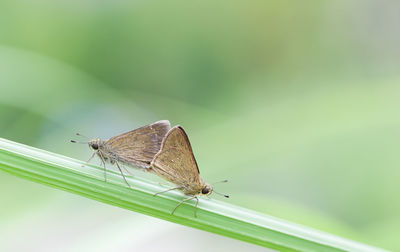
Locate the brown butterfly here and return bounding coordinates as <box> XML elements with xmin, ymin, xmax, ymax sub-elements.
<box><xmin>72</xmin><ymin>120</ymin><xmax>171</xmax><ymax>187</ymax></box>
<box><xmin>150</xmin><ymin>125</ymin><xmax>228</xmax><ymax>217</ymax></box>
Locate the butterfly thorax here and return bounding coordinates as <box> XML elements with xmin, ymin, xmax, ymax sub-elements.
<box><xmin>88</xmin><ymin>138</ymin><xmax>116</xmax><ymax>161</ymax></box>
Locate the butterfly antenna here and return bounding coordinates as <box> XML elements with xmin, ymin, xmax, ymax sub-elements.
<box><xmin>213</xmin><ymin>190</ymin><xmax>229</xmax><ymax>198</ymax></box>
<box><xmin>76</xmin><ymin>133</ymin><xmax>90</xmax><ymax>139</ymax></box>
<box><xmin>70</xmin><ymin>140</ymin><xmax>88</xmax><ymax>144</ymax></box>
<box><xmin>212</xmin><ymin>179</ymin><xmax>228</xmax><ymax>185</ymax></box>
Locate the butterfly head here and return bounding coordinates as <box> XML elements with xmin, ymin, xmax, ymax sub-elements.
<box><xmin>88</xmin><ymin>138</ymin><xmax>103</xmax><ymax>152</ymax></box>
<box><xmin>200</xmin><ymin>183</ymin><xmax>213</xmax><ymax>196</ymax></box>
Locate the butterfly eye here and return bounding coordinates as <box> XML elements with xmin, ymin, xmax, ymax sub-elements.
<box><xmin>201</xmin><ymin>187</ymin><xmax>210</xmax><ymax>195</ymax></box>
<box><xmin>91</xmin><ymin>143</ymin><xmax>99</xmax><ymax>150</ymax></box>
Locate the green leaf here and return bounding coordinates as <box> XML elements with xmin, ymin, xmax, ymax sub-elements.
<box><xmin>0</xmin><ymin>138</ymin><xmax>386</xmax><ymax>252</ymax></box>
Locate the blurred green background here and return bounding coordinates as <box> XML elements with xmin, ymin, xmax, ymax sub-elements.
<box><xmin>0</xmin><ymin>0</ymin><xmax>399</xmax><ymax>251</ymax></box>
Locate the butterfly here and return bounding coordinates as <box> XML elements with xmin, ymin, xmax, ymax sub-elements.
<box><xmin>150</xmin><ymin>125</ymin><xmax>228</xmax><ymax>217</ymax></box>
<box><xmin>72</xmin><ymin>120</ymin><xmax>171</xmax><ymax>187</ymax></box>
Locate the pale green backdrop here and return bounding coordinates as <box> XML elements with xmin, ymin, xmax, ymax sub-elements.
<box><xmin>0</xmin><ymin>1</ymin><xmax>399</xmax><ymax>251</ymax></box>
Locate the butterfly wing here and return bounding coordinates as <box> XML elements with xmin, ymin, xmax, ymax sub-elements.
<box><xmin>150</xmin><ymin>126</ymin><xmax>202</xmax><ymax>193</ymax></box>
<box><xmin>105</xmin><ymin>120</ymin><xmax>171</xmax><ymax>168</ymax></box>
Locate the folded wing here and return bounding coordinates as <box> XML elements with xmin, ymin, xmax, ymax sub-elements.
<box><xmin>150</xmin><ymin>126</ymin><xmax>201</xmax><ymax>187</ymax></box>
<box><xmin>106</xmin><ymin>120</ymin><xmax>171</xmax><ymax>168</ymax></box>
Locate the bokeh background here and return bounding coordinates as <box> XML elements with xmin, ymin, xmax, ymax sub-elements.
<box><xmin>0</xmin><ymin>1</ymin><xmax>399</xmax><ymax>251</ymax></box>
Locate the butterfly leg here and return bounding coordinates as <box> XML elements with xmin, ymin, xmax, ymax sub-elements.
<box><xmin>98</xmin><ymin>152</ymin><xmax>108</xmax><ymax>182</ymax></box>
<box><xmin>115</xmin><ymin>160</ymin><xmax>131</xmax><ymax>188</ymax></box>
<box><xmin>193</xmin><ymin>197</ymin><xmax>199</xmax><ymax>217</ymax></box>
<box><xmin>121</xmin><ymin>165</ymin><xmax>134</xmax><ymax>177</ymax></box>
<box><xmin>153</xmin><ymin>186</ymin><xmax>182</xmax><ymax>196</ymax></box>
<box><xmin>82</xmin><ymin>152</ymin><xmax>96</xmax><ymax>167</ymax></box>
<box><xmin>171</xmin><ymin>196</ymin><xmax>198</xmax><ymax>217</ymax></box>
<box><xmin>157</xmin><ymin>182</ymin><xmax>172</xmax><ymax>187</ymax></box>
